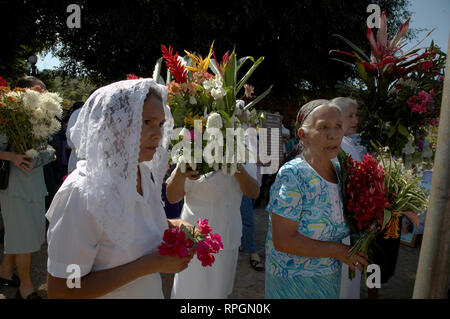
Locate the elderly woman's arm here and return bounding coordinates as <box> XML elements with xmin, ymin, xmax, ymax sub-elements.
<box><xmin>271</xmin><ymin>213</ymin><xmax>368</xmax><ymax>272</ymax></box>
<box><xmin>47</xmin><ymin>250</ymin><xmax>194</xmax><ymax>299</ymax></box>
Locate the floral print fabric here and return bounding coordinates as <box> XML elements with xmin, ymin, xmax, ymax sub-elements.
<box><xmin>265</xmin><ymin>157</ymin><xmax>349</xmax><ymax>278</ymax></box>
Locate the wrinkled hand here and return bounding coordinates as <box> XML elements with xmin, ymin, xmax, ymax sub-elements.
<box><xmin>336</xmin><ymin>244</ymin><xmax>369</xmax><ymax>273</ymax></box>
<box><xmin>11</xmin><ymin>153</ymin><xmax>33</xmax><ymax>172</ymax></box>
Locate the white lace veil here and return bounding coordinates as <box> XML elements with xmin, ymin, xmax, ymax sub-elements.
<box><xmin>70</xmin><ymin>78</ymin><xmax>173</xmax><ymax>248</ymax></box>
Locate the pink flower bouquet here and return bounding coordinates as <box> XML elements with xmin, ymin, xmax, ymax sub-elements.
<box><xmin>158</xmin><ymin>218</ymin><xmax>223</xmax><ymax>267</ymax></box>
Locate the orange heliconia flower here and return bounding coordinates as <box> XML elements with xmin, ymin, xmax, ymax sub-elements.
<box><xmin>384</xmin><ymin>212</ymin><xmax>400</xmax><ymax>239</ymax></box>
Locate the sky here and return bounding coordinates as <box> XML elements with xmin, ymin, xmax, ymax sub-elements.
<box><xmin>36</xmin><ymin>0</ymin><xmax>450</xmax><ymax>70</ymax></box>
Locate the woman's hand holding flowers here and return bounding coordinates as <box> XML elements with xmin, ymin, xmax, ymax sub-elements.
<box><xmin>11</xmin><ymin>152</ymin><xmax>33</xmax><ymax>172</ymax></box>
<box><xmin>335</xmin><ymin>243</ymin><xmax>369</xmax><ymax>273</ymax></box>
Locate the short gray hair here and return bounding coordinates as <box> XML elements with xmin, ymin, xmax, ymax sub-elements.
<box><xmin>330</xmin><ymin>97</ymin><xmax>358</xmax><ymax>114</ymax></box>
<box><xmin>298</xmin><ymin>102</ymin><xmax>341</xmax><ymax>153</ymax></box>
<box><xmin>300</xmin><ymin>101</ymin><xmax>341</xmax><ymax>133</ymax></box>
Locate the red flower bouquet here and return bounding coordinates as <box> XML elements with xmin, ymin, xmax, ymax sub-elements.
<box><xmin>339</xmin><ymin>147</ymin><xmax>428</xmax><ymax>279</ymax></box>
<box><xmin>338</xmin><ymin>151</ymin><xmax>390</xmax><ymax>279</ymax></box>
<box><xmin>158</xmin><ymin>218</ymin><xmax>223</xmax><ymax>267</ymax></box>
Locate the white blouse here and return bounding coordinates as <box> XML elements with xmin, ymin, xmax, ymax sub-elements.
<box><xmin>179</xmin><ymin>164</ymin><xmax>257</xmax><ymax>250</ymax></box>
<box><xmin>46</xmin><ymin>161</ymin><xmax>168</xmax><ymax>299</ymax></box>
<box><xmin>341</xmin><ymin>136</ymin><xmax>363</xmax><ymax>162</ymax></box>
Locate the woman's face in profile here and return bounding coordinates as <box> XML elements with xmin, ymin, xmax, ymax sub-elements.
<box><xmin>138</xmin><ymin>95</ymin><xmax>165</xmax><ymax>162</ymax></box>
<box><xmin>342</xmin><ymin>103</ymin><xmax>359</xmax><ymax>136</ymax></box>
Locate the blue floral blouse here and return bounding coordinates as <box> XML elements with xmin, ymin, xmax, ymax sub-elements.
<box><xmin>265</xmin><ymin>157</ymin><xmax>349</xmax><ymax>278</ymax></box>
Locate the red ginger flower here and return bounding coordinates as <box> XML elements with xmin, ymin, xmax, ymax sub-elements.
<box><xmin>161</xmin><ymin>45</ymin><xmax>187</xmax><ymax>83</ymax></box>
<box><xmin>346</xmin><ymin>154</ymin><xmax>390</xmax><ymax>230</ymax></box>
<box><xmin>0</xmin><ymin>76</ymin><xmax>7</xmax><ymax>87</ymax></box>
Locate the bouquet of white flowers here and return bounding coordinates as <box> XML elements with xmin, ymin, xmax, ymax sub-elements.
<box><xmin>0</xmin><ymin>84</ymin><xmax>63</xmax><ymax>157</ymax></box>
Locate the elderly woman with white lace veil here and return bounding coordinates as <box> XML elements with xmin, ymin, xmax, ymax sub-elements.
<box><xmin>46</xmin><ymin>79</ymin><xmax>194</xmax><ymax>298</ymax></box>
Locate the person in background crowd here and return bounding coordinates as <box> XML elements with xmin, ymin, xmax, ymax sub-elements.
<box><xmin>66</xmin><ymin>101</ymin><xmax>85</xmax><ymax>174</ymax></box>
<box><xmin>331</xmin><ymin>97</ymin><xmax>363</xmax><ymax>299</ymax></box>
<box><xmin>0</xmin><ymin>76</ymin><xmax>56</xmax><ymax>299</ymax></box>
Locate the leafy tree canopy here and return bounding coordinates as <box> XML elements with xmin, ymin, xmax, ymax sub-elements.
<box><xmin>2</xmin><ymin>0</ymin><xmax>412</xmax><ymax>114</ymax></box>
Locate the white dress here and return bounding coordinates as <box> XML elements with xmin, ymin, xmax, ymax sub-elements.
<box><xmin>46</xmin><ymin>161</ymin><xmax>168</xmax><ymax>298</ymax></box>
<box><xmin>171</xmin><ymin>164</ymin><xmax>257</xmax><ymax>299</ymax></box>
<box><xmin>339</xmin><ymin>135</ymin><xmax>362</xmax><ymax>299</ymax></box>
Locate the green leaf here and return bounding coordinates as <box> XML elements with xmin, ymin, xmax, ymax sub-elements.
<box><xmin>397</xmin><ymin>124</ymin><xmax>409</xmax><ymax>136</ymax></box>
<box><xmin>223</xmin><ymin>52</ymin><xmax>237</xmax><ymax>114</ymax></box>
<box><xmin>217</xmin><ymin>110</ymin><xmax>232</xmax><ymax>125</ymax></box>
<box><xmin>388</xmin><ymin>125</ymin><xmax>396</xmax><ymax>138</ymax></box>
<box><xmin>152</xmin><ymin>57</ymin><xmax>163</xmax><ymax>84</ymax></box>
<box><xmin>237</xmin><ymin>56</ymin><xmax>255</xmax><ymax>72</ymax></box>
<box><xmin>332</xmin><ymin>34</ymin><xmax>371</xmax><ymax>61</ymax></box>
<box><xmin>182</xmin><ymin>55</ymin><xmax>193</xmax><ymax>68</ymax></box>
<box><xmin>166</xmin><ymin>69</ymin><xmax>172</xmax><ymax>85</ymax></box>
<box><xmin>355</xmin><ymin>61</ymin><xmax>368</xmax><ymax>82</ymax></box>
<box><xmin>330</xmin><ymin>58</ymin><xmax>356</xmax><ymax>68</ymax></box>
<box><xmin>236</xmin><ymin>56</ymin><xmax>264</xmax><ymax>94</ymax></box>
<box><xmin>209</xmin><ymin>58</ymin><xmax>223</xmax><ymax>80</ymax></box>
<box><xmin>243</xmin><ymin>85</ymin><xmax>273</xmax><ymax>111</ymax></box>
<box><xmin>383</xmin><ymin>209</ymin><xmax>392</xmax><ymax>228</ymax></box>
<box><xmin>223</xmin><ymin>50</ymin><xmax>237</xmax><ymax>88</ymax></box>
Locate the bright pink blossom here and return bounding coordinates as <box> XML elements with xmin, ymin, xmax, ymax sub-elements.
<box><xmin>197</xmin><ymin>240</ymin><xmax>216</xmax><ymax>267</ymax></box>
<box><xmin>197</xmin><ymin>218</ymin><xmax>212</xmax><ymax>235</ymax></box>
<box><xmin>158</xmin><ymin>228</ymin><xmax>190</xmax><ymax>258</ymax></box>
<box><xmin>126</xmin><ymin>74</ymin><xmax>139</xmax><ymax>80</ymax></box>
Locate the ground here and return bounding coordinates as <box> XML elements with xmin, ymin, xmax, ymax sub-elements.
<box><xmin>0</xmin><ymin>207</ymin><xmax>422</xmax><ymax>299</ymax></box>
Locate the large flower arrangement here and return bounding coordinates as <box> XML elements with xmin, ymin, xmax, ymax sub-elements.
<box><xmin>338</xmin><ymin>146</ymin><xmax>428</xmax><ymax>279</ymax></box>
<box><xmin>331</xmin><ymin>12</ymin><xmax>446</xmax><ymax>168</ymax></box>
<box><xmin>0</xmin><ymin>78</ymin><xmax>62</xmax><ymax>158</ymax></box>
<box><xmin>155</xmin><ymin>43</ymin><xmax>272</xmax><ymax>175</ymax></box>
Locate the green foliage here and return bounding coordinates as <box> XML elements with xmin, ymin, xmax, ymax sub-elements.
<box><xmin>39</xmin><ymin>70</ymin><xmax>97</xmax><ymax>106</ymax></box>
<box><xmin>9</xmin><ymin>0</ymin><xmax>412</xmax><ymax>107</ymax></box>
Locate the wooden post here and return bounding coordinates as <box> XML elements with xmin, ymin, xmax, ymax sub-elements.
<box><xmin>413</xmin><ymin>34</ymin><xmax>450</xmax><ymax>299</ymax></box>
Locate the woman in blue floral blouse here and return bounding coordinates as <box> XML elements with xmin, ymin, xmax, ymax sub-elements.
<box><xmin>265</xmin><ymin>100</ymin><xmax>368</xmax><ymax>299</ymax></box>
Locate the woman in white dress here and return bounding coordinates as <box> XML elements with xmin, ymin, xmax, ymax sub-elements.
<box><xmin>166</xmin><ymin>160</ymin><xmax>260</xmax><ymax>298</ymax></box>
<box><xmin>46</xmin><ymin>78</ymin><xmax>194</xmax><ymax>298</ymax></box>
<box><xmin>331</xmin><ymin>97</ymin><xmax>363</xmax><ymax>299</ymax></box>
